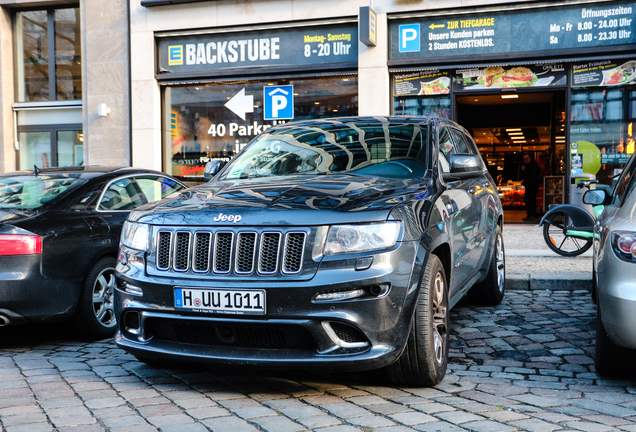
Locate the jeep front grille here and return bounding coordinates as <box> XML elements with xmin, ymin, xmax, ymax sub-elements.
<box><xmin>155</xmin><ymin>229</ymin><xmax>307</xmax><ymax>276</ymax></box>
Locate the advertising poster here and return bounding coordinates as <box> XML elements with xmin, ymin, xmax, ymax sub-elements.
<box><xmin>543</xmin><ymin>176</ymin><xmax>564</xmax><ymax>209</ymax></box>
<box><xmin>452</xmin><ymin>64</ymin><xmax>567</xmax><ymax>91</ymax></box>
<box><xmin>572</xmin><ymin>59</ymin><xmax>636</xmax><ymax>87</ymax></box>
<box><xmin>393</xmin><ymin>71</ymin><xmax>451</xmax><ymax>96</ymax></box>
<box><xmin>571</xmin><ymin>153</ymin><xmax>583</xmax><ymax>175</ymax></box>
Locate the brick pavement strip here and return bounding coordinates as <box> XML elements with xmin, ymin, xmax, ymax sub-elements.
<box><xmin>1</xmin><ymin>290</ymin><xmax>636</xmax><ymax>432</ymax></box>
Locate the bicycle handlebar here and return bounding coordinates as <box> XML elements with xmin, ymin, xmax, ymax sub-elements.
<box><xmin>576</xmin><ymin>179</ymin><xmax>598</xmax><ymax>189</ymax></box>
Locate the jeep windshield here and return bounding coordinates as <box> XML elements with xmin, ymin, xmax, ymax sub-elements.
<box><xmin>220</xmin><ymin>122</ymin><xmax>429</xmax><ymax>180</ymax></box>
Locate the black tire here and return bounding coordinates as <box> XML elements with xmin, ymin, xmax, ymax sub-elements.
<box><xmin>542</xmin><ymin>212</ymin><xmax>592</xmax><ymax>257</ymax></box>
<box><xmin>591</xmin><ymin>267</ymin><xmax>598</xmax><ymax>304</ymax></box>
<box><xmin>595</xmin><ymin>308</ymin><xmax>636</xmax><ymax>376</ymax></box>
<box><xmin>386</xmin><ymin>254</ymin><xmax>448</xmax><ymax>387</ymax></box>
<box><xmin>73</xmin><ymin>257</ymin><xmax>118</xmax><ymax>340</ymax></box>
<box><xmin>467</xmin><ymin>227</ymin><xmax>505</xmax><ymax>306</ymax></box>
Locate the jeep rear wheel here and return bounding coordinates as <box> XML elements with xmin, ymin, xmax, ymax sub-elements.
<box><xmin>468</xmin><ymin>227</ymin><xmax>505</xmax><ymax>306</ymax></box>
<box><xmin>386</xmin><ymin>254</ymin><xmax>448</xmax><ymax>386</ymax></box>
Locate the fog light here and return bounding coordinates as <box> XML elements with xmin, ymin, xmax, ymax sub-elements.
<box><xmin>315</xmin><ymin>289</ymin><xmax>365</xmax><ymax>302</ymax></box>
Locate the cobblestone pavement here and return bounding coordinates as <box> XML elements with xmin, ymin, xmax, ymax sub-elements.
<box><xmin>1</xmin><ymin>290</ymin><xmax>636</xmax><ymax>432</ymax></box>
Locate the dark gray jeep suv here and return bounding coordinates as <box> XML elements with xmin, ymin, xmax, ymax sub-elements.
<box><xmin>115</xmin><ymin>116</ymin><xmax>505</xmax><ymax>386</ymax></box>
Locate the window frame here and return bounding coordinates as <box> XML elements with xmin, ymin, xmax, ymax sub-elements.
<box><xmin>17</xmin><ymin>123</ymin><xmax>82</xmax><ymax>168</ymax></box>
<box><xmin>14</xmin><ymin>5</ymin><xmax>81</xmax><ymax>102</ymax></box>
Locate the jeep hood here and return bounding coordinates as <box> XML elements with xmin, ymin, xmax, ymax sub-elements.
<box><xmin>132</xmin><ymin>174</ymin><xmax>431</xmax><ymax>226</ymax></box>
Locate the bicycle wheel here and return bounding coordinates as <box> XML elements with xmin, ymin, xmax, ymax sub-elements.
<box><xmin>542</xmin><ymin>212</ymin><xmax>592</xmax><ymax>257</ymax></box>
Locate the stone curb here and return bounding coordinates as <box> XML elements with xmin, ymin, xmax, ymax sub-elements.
<box><xmin>506</xmin><ymin>272</ymin><xmax>592</xmax><ymax>291</ymax></box>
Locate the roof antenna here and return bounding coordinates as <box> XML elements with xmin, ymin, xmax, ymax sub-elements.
<box><xmin>33</xmin><ymin>165</ymin><xmax>40</xmax><ymax>176</ymax></box>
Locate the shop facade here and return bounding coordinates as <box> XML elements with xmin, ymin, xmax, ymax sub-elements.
<box><xmin>131</xmin><ymin>0</ymin><xmax>636</xmax><ymax>206</ymax></box>
<box><xmin>388</xmin><ymin>0</ymin><xmax>636</xmax><ymax>212</ymax></box>
<box><xmin>0</xmin><ymin>0</ymin><xmax>130</xmax><ymax>173</ymax></box>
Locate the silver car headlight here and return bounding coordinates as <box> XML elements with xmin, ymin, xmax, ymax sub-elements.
<box><xmin>324</xmin><ymin>222</ymin><xmax>401</xmax><ymax>256</ymax></box>
<box><xmin>121</xmin><ymin>221</ymin><xmax>151</xmax><ymax>252</ymax></box>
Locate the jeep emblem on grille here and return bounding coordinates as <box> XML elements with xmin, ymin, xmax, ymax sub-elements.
<box><xmin>214</xmin><ymin>213</ymin><xmax>242</xmax><ymax>223</ymax></box>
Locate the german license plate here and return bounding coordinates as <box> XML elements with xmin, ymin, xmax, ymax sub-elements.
<box><xmin>174</xmin><ymin>288</ymin><xmax>266</xmax><ymax>315</ymax></box>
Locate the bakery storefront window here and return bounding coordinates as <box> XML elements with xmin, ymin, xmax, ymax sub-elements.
<box><xmin>164</xmin><ymin>76</ymin><xmax>358</xmax><ymax>181</ymax></box>
<box><xmin>570</xmin><ymin>60</ymin><xmax>636</xmax><ymax>187</ymax></box>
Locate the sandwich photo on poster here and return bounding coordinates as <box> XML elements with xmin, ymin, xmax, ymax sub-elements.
<box><xmin>394</xmin><ymin>71</ymin><xmax>451</xmax><ymax>96</ymax></box>
<box><xmin>452</xmin><ymin>64</ymin><xmax>567</xmax><ymax>91</ymax></box>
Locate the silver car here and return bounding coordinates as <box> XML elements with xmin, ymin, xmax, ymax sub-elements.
<box><xmin>586</xmin><ymin>154</ymin><xmax>636</xmax><ymax>374</ymax></box>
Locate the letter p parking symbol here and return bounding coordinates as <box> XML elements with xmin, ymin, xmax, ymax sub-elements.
<box><xmin>264</xmin><ymin>85</ymin><xmax>294</xmax><ymax>120</ymax></box>
<box><xmin>399</xmin><ymin>24</ymin><xmax>420</xmax><ymax>52</ymax></box>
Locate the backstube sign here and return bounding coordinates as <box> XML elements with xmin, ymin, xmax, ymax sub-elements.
<box><xmin>158</xmin><ymin>23</ymin><xmax>357</xmax><ymax>76</ymax></box>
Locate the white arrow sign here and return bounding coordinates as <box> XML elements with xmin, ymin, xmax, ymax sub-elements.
<box><xmin>224</xmin><ymin>88</ymin><xmax>254</xmax><ymax>121</ymax></box>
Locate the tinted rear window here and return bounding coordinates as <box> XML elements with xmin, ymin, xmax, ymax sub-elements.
<box><xmin>0</xmin><ymin>175</ymin><xmax>87</xmax><ymax>209</ymax></box>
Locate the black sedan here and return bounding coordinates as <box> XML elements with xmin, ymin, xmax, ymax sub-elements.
<box><xmin>0</xmin><ymin>166</ymin><xmax>186</xmax><ymax>338</ymax></box>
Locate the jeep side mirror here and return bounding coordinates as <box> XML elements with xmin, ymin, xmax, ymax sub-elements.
<box><xmin>203</xmin><ymin>160</ymin><xmax>228</xmax><ymax>182</ymax></box>
<box><xmin>442</xmin><ymin>153</ymin><xmax>482</xmax><ymax>181</ymax></box>
<box><xmin>583</xmin><ymin>189</ymin><xmax>611</xmax><ymax>206</ymax></box>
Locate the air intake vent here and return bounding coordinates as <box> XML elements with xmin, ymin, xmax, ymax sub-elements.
<box><xmin>283</xmin><ymin>232</ymin><xmax>306</xmax><ymax>274</ymax></box>
<box><xmin>193</xmin><ymin>232</ymin><xmax>212</xmax><ymax>272</ymax></box>
<box><xmin>214</xmin><ymin>232</ymin><xmax>233</xmax><ymax>273</ymax></box>
<box><xmin>156</xmin><ymin>231</ymin><xmax>172</xmax><ymax>270</ymax></box>
<box><xmin>259</xmin><ymin>233</ymin><xmax>281</xmax><ymax>274</ymax></box>
<box><xmin>235</xmin><ymin>232</ymin><xmax>257</xmax><ymax>274</ymax></box>
<box><xmin>173</xmin><ymin>232</ymin><xmax>191</xmax><ymax>271</ymax></box>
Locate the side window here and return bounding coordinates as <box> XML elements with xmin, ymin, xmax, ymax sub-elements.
<box><xmin>613</xmin><ymin>154</ymin><xmax>636</xmax><ymax>205</ymax></box>
<box><xmin>99</xmin><ymin>178</ymin><xmax>147</xmax><ymax>211</ymax></box>
<box><xmin>136</xmin><ymin>176</ymin><xmax>185</xmax><ymax>203</ymax></box>
<box><xmin>450</xmin><ymin>128</ymin><xmax>470</xmax><ymax>153</ymax></box>
<box><xmin>438</xmin><ymin>127</ymin><xmax>455</xmax><ymax>173</ymax></box>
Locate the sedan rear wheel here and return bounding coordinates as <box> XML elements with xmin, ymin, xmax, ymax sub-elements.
<box><xmin>74</xmin><ymin>257</ymin><xmax>118</xmax><ymax>340</ymax></box>
<box><xmin>386</xmin><ymin>254</ymin><xmax>448</xmax><ymax>386</ymax></box>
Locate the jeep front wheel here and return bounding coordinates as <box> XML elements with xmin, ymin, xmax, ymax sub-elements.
<box><xmin>386</xmin><ymin>254</ymin><xmax>448</xmax><ymax>386</ymax></box>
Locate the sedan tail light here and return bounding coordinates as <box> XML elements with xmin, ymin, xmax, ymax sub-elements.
<box><xmin>0</xmin><ymin>235</ymin><xmax>42</xmax><ymax>256</ymax></box>
<box><xmin>611</xmin><ymin>231</ymin><xmax>636</xmax><ymax>262</ymax></box>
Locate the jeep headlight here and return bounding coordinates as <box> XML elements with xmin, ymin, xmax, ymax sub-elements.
<box><xmin>121</xmin><ymin>221</ymin><xmax>151</xmax><ymax>252</ymax></box>
<box><xmin>324</xmin><ymin>222</ymin><xmax>401</xmax><ymax>256</ymax></box>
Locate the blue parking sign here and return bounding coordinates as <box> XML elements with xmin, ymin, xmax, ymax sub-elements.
<box><xmin>399</xmin><ymin>24</ymin><xmax>420</xmax><ymax>52</ymax></box>
<box><xmin>264</xmin><ymin>85</ymin><xmax>294</xmax><ymax>120</ymax></box>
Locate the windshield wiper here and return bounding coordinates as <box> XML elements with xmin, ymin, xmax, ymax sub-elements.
<box><xmin>315</xmin><ymin>171</ymin><xmax>369</xmax><ymax>177</ymax></box>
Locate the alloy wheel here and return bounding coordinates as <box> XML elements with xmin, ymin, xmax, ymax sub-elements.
<box><xmin>496</xmin><ymin>234</ymin><xmax>505</xmax><ymax>293</ymax></box>
<box><xmin>431</xmin><ymin>271</ymin><xmax>447</xmax><ymax>366</ymax></box>
<box><xmin>92</xmin><ymin>267</ymin><xmax>117</xmax><ymax>328</ymax></box>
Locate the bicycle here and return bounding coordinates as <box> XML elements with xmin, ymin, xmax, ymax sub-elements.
<box><xmin>539</xmin><ymin>180</ymin><xmax>608</xmax><ymax>256</ymax></box>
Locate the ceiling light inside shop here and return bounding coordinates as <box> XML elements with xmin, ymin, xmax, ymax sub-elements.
<box><xmin>515</xmin><ymin>140</ymin><xmax>527</xmax><ymax>143</ymax></box>
<box><xmin>508</xmin><ymin>132</ymin><xmax>524</xmax><ymax>135</ymax></box>
<box><xmin>474</xmin><ymin>99</ymin><xmax>478</xmax><ymax>102</ymax></box>
<box><xmin>506</xmin><ymin>128</ymin><xmax>522</xmax><ymax>132</ymax></box>
<box><xmin>556</xmin><ymin>140</ymin><xmax>565</xmax><ymax>143</ymax></box>
<box><xmin>342</xmin><ymin>79</ymin><xmax>349</xmax><ymax>81</ymax></box>
<box><xmin>315</xmin><ymin>102</ymin><xmax>320</xmax><ymax>105</ymax></box>
<box><xmin>501</xmin><ymin>94</ymin><xmax>519</xmax><ymax>99</ymax></box>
